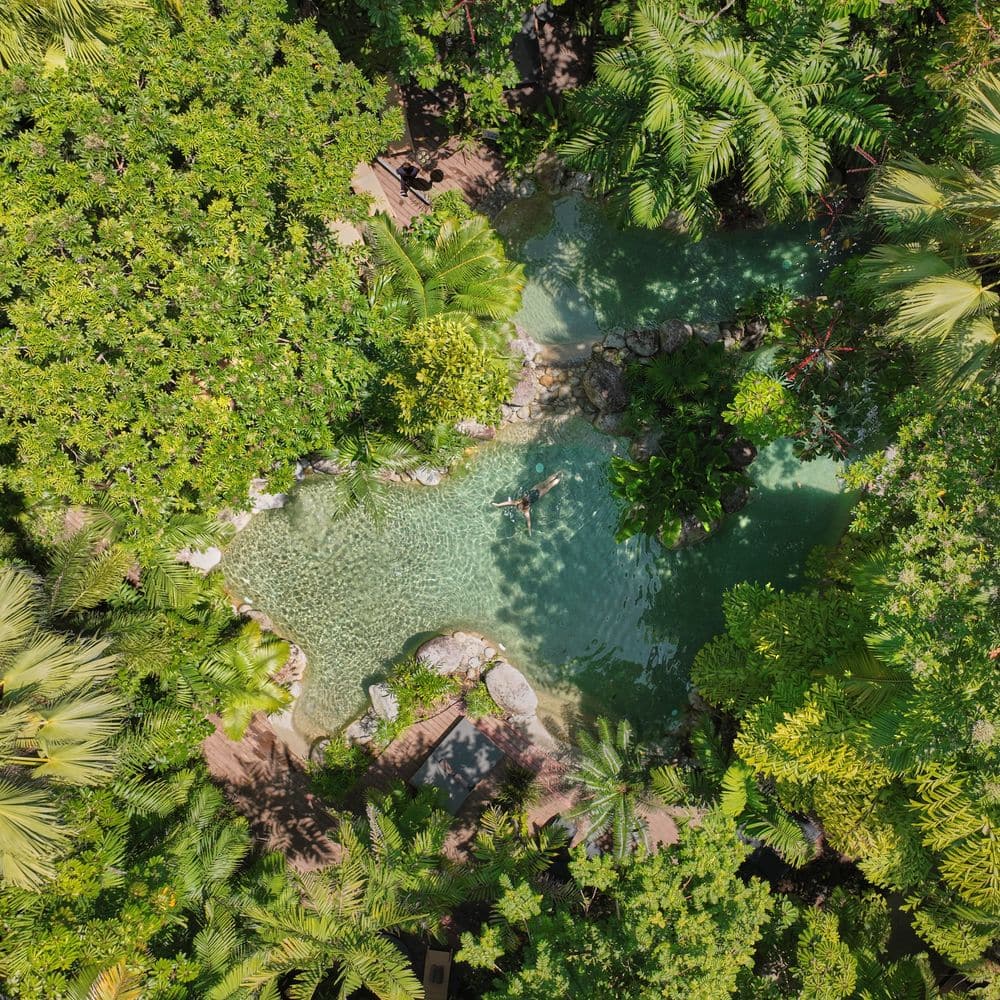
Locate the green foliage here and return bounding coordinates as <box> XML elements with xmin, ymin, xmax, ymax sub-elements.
<box><xmin>465</xmin><ymin>680</ymin><xmax>503</xmax><ymax>720</ymax></box>
<box><xmin>465</xmin><ymin>813</ymin><xmax>774</xmax><ymax>999</ymax></box>
<box><xmin>609</xmin><ymin>341</ymin><xmax>747</xmax><ymax>544</ymax></box>
<box><xmin>309</xmin><ymin>739</ymin><xmax>370</xmax><ymax>804</ymax></box>
<box><xmin>367</xmin><ymin>205</ymin><xmax>525</xmax><ymax>328</ymax></box>
<box><xmin>737</xmin><ymin>283</ymin><xmax>796</xmax><ymax>332</ymax></box>
<box><xmin>568</xmin><ymin>717</ymin><xmax>651</xmax><ymax>859</ymax></box>
<box><xmin>724</xmin><ymin>372</ymin><xmax>804</xmax><ymax>446</ymax></box>
<box><xmin>0</xmin><ymin>0</ymin><xmax>178</xmax><ymax>68</ymax></box>
<box><xmin>694</xmin><ymin>385</ymin><xmax>1000</xmax><ymax>967</ymax></box>
<box><xmin>562</xmin><ymin>5</ymin><xmax>890</xmax><ymax>232</ymax></box>
<box><xmin>317</xmin><ymin>0</ymin><xmax>561</xmax><ymax>129</ymax></box>
<box><xmin>860</xmin><ymin>74</ymin><xmax>1000</xmax><ymax>390</ymax></box>
<box><xmin>0</xmin><ymin>0</ymin><xmax>400</xmax><ymax>543</ymax></box>
<box><xmin>0</xmin><ymin>564</ymin><xmax>122</xmax><ymax>889</ymax></box>
<box><xmin>383</xmin><ymin>314</ymin><xmax>512</xmax><ymax>435</ymax></box>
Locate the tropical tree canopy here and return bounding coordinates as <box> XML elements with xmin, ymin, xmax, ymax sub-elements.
<box><xmin>367</xmin><ymin>207</ymin><xmax>525</xmax><ymax>327</ymax></box>
<box><xmin>860</xmin><ymin>74</ymin><xmax>1000</xmax><ymax>389</ymax></box>
<box><xmin>562</xmin><ymin>4</ymin><xmax>890</xmax><ymax>232</ymax></box>
<box><xmin>0</xmin><ymin>0</ymin><xmax>400</xmax><ymax>542</ymax></box>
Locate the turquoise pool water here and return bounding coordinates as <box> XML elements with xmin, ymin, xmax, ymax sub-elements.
<box><xmin>223</xmin><ymin>418</ymin><xmax>852</xmax><ymax>737</ymax></box>
<box><xmin>496</xmin><ymin>193</ymin><xmax>829</xmax><ymax>344</ymax></box>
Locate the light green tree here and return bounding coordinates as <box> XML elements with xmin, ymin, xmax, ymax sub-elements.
<box><xmin>367</xmin><ymin>207</ymin><xmax>525</xmax><ymax>327</ymax></box>
<box><xmin>567</xmin><ymin>717</ymin><xmax>652</xmax><ymax>859</ymax></box>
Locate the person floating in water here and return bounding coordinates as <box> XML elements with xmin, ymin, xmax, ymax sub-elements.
<box><xmin>492</xmin><ymin>473</ymin><xmax>561</xmax><ymax>535</ymax></box>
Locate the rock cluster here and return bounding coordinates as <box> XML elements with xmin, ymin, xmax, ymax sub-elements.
<box><xmin>415</xmin><ymin>631</ymin><xmax>540</xmax><ymax>723</ymax></box>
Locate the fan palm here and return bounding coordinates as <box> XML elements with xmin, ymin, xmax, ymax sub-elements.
<box><xmin>860</xmin><ymin>75</ymin><xmax>1000</xmax><ymax>390</ymax></box>
<box><xmin>0</xmin><ymin>0</ymin><xmax>180</xmax><ymax>69</ymax></box>
<box><xmin>562</xmin><ymin>5</ymin><xmax>889</xmax><ymax>233</ymax></box>
<box><xmin>567</xmin><ymin>717</ymin><xmax>652</xmax><ymax>859</ymax></box>
<box><xmin>366</xmin><ymin>213</ymin><xmax>525</xmax><ymax>327</ymax></box>
<box><xmin>0</xmin><ymin>564</ymin><xmax>123</xmax><ymax>889</ymax></box>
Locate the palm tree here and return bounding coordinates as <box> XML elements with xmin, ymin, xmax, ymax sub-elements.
<box><xmin>215</xmin><ymin>800</ymin><xmax>460</xmax><ymax>1000</ymax></box>
<box><xmin>568</xmin><ymin>717</ymin><xmax>652</xmax><ymax>859</ymax></box>
<box><xmin>366</xmin><ymin>211</ymin><xmax>525</xmax><ymax>328</ymax></box>
<box><xmin>860</xmin><ymin>74</ymin><xmax>1000</xmax><ymax>390</ymax></box>
<box><xmin>202</xmin><ymin>621</ymin><xmax>291</xmax><ymax>741</ymax></box>
<box><xmin>562</xmin><ymin>6</ymin><xmax>889</xmax><ymax>233</ymax></box>
<box><xmin>0</xmin><ymin>0</ymin><xmax>179</xmax><ymax>69</ymax></box>
<box><xmin>0</xmin><ymin>564</ymin><xmax>123</xmax><ymax>889</ymax></box>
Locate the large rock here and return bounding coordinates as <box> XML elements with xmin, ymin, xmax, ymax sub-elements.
<box><xmin>417</xmin><ymin>633</ymin><xmax>490</xmax><ymax>675</ymax></box>
<box><xmin>722</xmin><ymin>484</ymin><xmax>750</xmax><ymax>514</ymax></box>
<box><xmin>456</xmin><ymin>419</ymin><xmax>497</xmax><ymax>441</ymax></box>
<box><xmin>485</xmin><ymin>660</ymin><xmax>538</xmax><ymax>721</ymax></box>
<box><xmin>582</xmin><ymin>358</ymin><xmax>628</xmax><ymax>413</ymax></box>
<box><xmin>657</xmin><ymin>319</ymin><xmax>693</xmax><ymax>353</ymax></box>
<box><xmin>177</xmin><ymin>546</ymin><xmax>222</xmax><ymax>573</ymax></box>
<box><xmin>311</xmin><ymin>458</ymin><xmax>345</xmax><ymax>475</ymax></box>
<box><xmin>742</xmin><ymin>318</ymin><xmax>768</xmax><ymax>350</ymax></box>
<box><xmin>593</xmin><ymin>411</ymin><xmax>628</xmax><ymax>435</ymax></box>
<box><xmin>625</xmin><ymin>328</ymin><xmax>659</xmax><ymax>357</ymax></box>
<box><xmin>508</xmin><ymin>330</ymin><xmax>543</xmax><ymax>363</ymax></box>
<box><xmin>249</xmin><ymin>478</ymin><xmax>287</xmax><ymax>512</ymax></box>
<box><xmin>344</xmin><ymin>711</ymin><xmax>379</xmax><ymax>746</ymax></box>
<box><xmin>508</xmin><ymin>367</ymin><xmax>538</xmax><ymax>408</ymax></box>
<box><xmin>726</xmin><ymin>438</ymin><xmax>758</xmax><ymax>470</ymax></box>
<box><xmin>692</xmin><ymin>321</ymin><xmax>721</xmax><ymax>345</ymax></box>
<box><xmin>368</xmin><ymin>682</ymin><xmax>400</xmax><ymax>722</ymax></box>
<box><xmin>414</xmin><ymin>466</ymin><xmax>444</xmax><ymax>487</ymax></box>
<box><xmin>603</xmin><ymin>329</ymin><xmax>626</xmax><ymax>351</ymax></box>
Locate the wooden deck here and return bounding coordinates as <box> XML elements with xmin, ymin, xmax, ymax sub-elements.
<box><xmin>356</xmin><ymin>699</ymin><xmax>580</xmax><ymax>859</ymax></box>
<box><xmin>202</xmin><ymin>714</ymin><xmax>341</xmax><ymax>871</ymax></box>
<box><xmin>372</xmin><ymin>139</ymin><xmax>506</xmax><ymax>227</ymax></box>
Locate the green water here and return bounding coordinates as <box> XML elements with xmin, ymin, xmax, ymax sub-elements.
<box><xmin>496</xmin><ymin>193</ymin><xmax>828</xmax><ymax>344</ymax></box>
<box><xmin>223</xmin><ymin>418</ymin><xmax>851</xmax><ymax>737</ymax></box>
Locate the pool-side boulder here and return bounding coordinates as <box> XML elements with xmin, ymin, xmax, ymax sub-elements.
<box><xmin>414</xmin><ymin>466</ymin><xmax>444</xmax><ymax>487</ymax></box>
<box><xmin>658</xmin><ymin>319</ymin><xmax>693</xmax><ymax>353</ymax></box>
<box><xmin>486</xmin><ymin>660</ymin><xmax>538</xmax><ymax>721</ymax></box>
<box><xmin>582</xmin><ymin>358</ymin><xmax>628</xmax><ymax>412</ymax></box>
<box><xmin>625</xmin><ymin>328</ymin><xmax>659</xmax><ymax>357</ymax></box>
<box><xmin>368</xmin><ymin>682</ymin><xmax>400</xmax><ymax>722</ymax></box>
<box><xmin>417</xmin><ymin>632</ymin><xmax>492</xmax><ymax>675</ymax></box>
<box><xmin>692</xmin><ymin>321</ymin><xmax>721</xmax><ymax>345</ymax></box>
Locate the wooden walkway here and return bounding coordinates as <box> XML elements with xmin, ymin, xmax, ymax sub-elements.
<box><xmin>356</xmin><ymin>699</ymin><xmax>579</xmax><ymax>859</ymax></box>
<box><xmin>202</xmin><ymin>713</ymin><xmax>341</xmax><ymax>871</ymax></box>
<box><xmin>372</xmin><ymin>139</ymin><xmax>506</xmax><ymax>227</ymax></box>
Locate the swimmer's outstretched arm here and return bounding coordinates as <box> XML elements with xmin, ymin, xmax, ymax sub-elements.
<box><xmin>492</xmin><ymin>497</ymin><xmax>520</xmax><ymax>508</ymax></box>
<box><xmin>523</xmin><ymin>507</ymin><xmax>532</xmax><ymax>535</ymax></box>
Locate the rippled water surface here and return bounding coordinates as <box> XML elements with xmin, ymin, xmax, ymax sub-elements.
<box><xmin>496</xmin><ymin>193</ymin><xmax>829</xmax><ymax>344</ymax></box>
<box><xmin>224</xmin><ymin>419</ymin><xmax>851</xmax><ymax>736</ymax></box>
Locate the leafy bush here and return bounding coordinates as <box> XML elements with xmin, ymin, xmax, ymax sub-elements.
<box><xmin>724</xmin><ymin>372</ymin><xmax>804</xmax><ymax>446</ymax></box>
<box><xmin>309</xmin><ymin>739</ymin><xmax>370</xmax><ymax>803</ymax></box>
<box><xmin>609</xmin><ymin>342</ymin><xmax>747</xmax><ymax>545</ymax></box>
<box><xmin>736</xmin><ymin>283</ymin><xmax>796</xmax><ymax>333</ymax></box>
<box><xmin>382</xmin><ymin>315</ymin><xmax>513</xmax><ymax>435</ymax></box>
<box><xmin>465</xmin><ymin>681</ymin><xmax>503</xmax><ymax>720</ymax></box>
<box><xmin>0</xmin><ymin>0</ymin><xmax>401</xmax><ymax>542</ymax></box>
